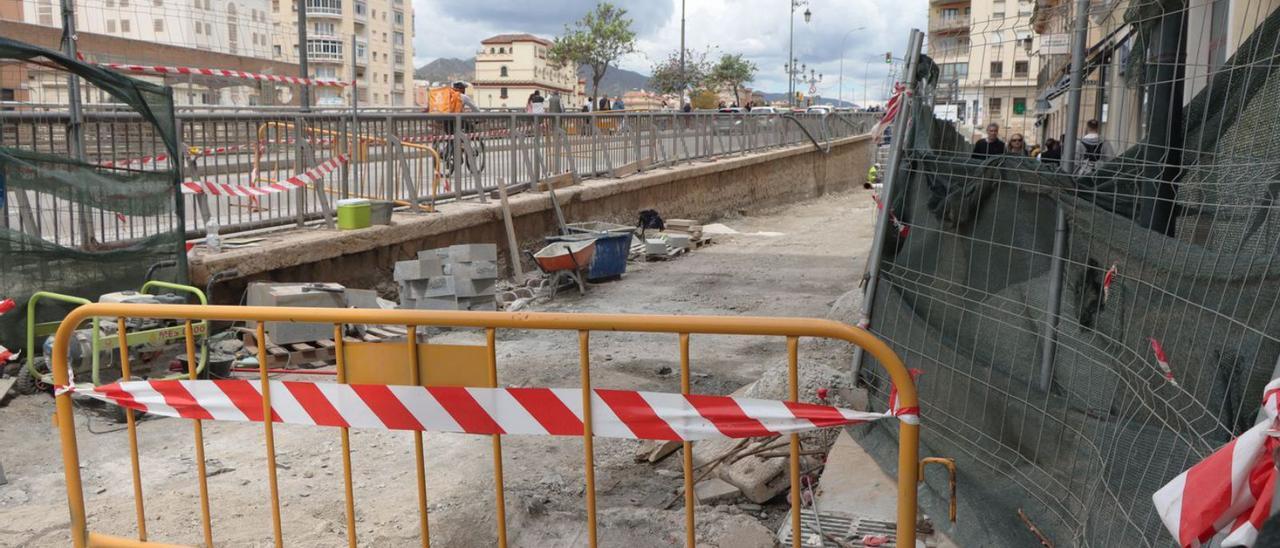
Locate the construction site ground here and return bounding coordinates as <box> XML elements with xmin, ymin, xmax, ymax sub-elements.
<box><xmin>0</xmin><ymin>188</ymin><xmax>880</xmax><ymax>547</ymax></box>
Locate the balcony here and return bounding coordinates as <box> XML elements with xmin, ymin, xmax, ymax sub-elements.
<box><xmin>305</xmin><ymin>0</ymin><xmax>342</xmax><ymax>18</ymax></box>
<box><xmin>354</xmin><ymin>2</ymin><xmax>367</xmax><ymax>23</ymax></box>
<box><xmin>929</xmin><ymin>15</ymin><xmax>970</xmax><ymax>33</ymax></box>
<box><xmin>308</xmin><ymin>51</ymin><xmax>344</xmax><ymax>63</ymax></box>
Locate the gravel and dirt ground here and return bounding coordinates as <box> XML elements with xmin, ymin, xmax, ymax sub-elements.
<box><xmin>0</xmin><ymin>188</ymin><xmax>877</xmax><ymax>547</ymax></box>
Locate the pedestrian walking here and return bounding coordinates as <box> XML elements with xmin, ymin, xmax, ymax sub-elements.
<box><xmin>527</xmin><ymin>90</ymin><xmax>546</xmax><ymax>114</ymax></box>
<box><xmin>1039</xmin><ymin>138</ymin><xmax>1062</xmax><ymax>165</ymax></box>
<box><xmin>1074</xmin><ymin>119</ymin><xmax>1112</xmax><ymax>174</ymax></box>
<box><xmin>972</xmin><ymin>123</ymin><xmax>1006</xmax><ymax>159</ymax></box>
<box><xmin>547</xmin><ymin>91</ymin><xmax>563</xmax><ymax>113</ymax></box>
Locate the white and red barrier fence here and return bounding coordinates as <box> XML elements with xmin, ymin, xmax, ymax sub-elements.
<box><xmin>61</xmin><ymin>379</ymin><xmax>917</xmax><ymax>441</ymax></box>
<box><xmin>180</xmin><ymin>154</ymin><xmax>346</xmax><ymax>197</ymax></box>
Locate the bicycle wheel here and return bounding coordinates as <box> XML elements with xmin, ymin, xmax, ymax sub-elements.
<box><xmin>469</xmin><ymin>140</ymin><xmax>487</xmax><ymax>173</ymax></box>
<box><xmin>437</xmin><ymin>141</ymin><xmax>456</xmax><ymax>177</ymax></box>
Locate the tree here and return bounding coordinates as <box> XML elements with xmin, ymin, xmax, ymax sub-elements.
<box><xmin>709</xmin><ymin>54</ymin><xmax>758</xmax><ymax>107</ymax></box>
<box><xmin>548</xmin><ymin>2</ymin><xmax>637</xmax><ymax>98</ymax></box>
<box><xmin>691</xmin><ymin>89</ymin><xmax>720</xmax><ymax>110</ymax></box>
<box><xmin>648</xmin><ymin>48</ymin><xmax>712</xmax><ymax>97</ymax></box>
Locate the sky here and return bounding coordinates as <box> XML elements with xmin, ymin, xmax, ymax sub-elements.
<box><xmin>411</xmin><ymin>0</ymin><xmax>927</xmax><ymax>105</ymax></box>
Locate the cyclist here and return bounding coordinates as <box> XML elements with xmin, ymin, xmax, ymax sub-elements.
<box><xmin>452</xmin><ymin>81</ymin><xmax>479</xmax><ymax>113</ymax></box>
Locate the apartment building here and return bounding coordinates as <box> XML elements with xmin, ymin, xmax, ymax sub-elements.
<box><xmin>472</xmin><ymin>34</ymin><xmax>585</xmax><ymax>110</ymax></box>
<box><xmin>928</xmin><ymin>0</ymin><xmax>1040</xmax><ymax>143</ymax></box>
<box><xmin>271</xmin><ymin>0</ymin><xmax>414</xmax><ymax>106</ymax></box>
<box><xmin>10</xmin><ymin>0</ymin><xmax>283</xmax><ymax>105</ymax></box>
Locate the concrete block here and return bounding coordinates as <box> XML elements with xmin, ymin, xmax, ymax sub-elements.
<box><xmin>402</xmin><ymin>279</ymin><xmax>433</xmax><ymax>299</ymax></box>
<box><xmin>249</xmin><ymin>284</ymin><xmax>347</xmax><ymax>345</ymax></box>
<box><xmin>720</xmin><ymin>446</ymin><xmax>790</xmax><ymax>504</ymax></box>
<box><xmin>422</xmin><ymin>276</ymin><xmax>456</xmax><ymax>298</ymax></box>
<box><xmin>345</xmin><ymin>289</ymin><xmax>381</xmax><ymax>309</ymax></box>
<box><xmin>418</xmin><ymin>247</ymin><xmax>449</xmax><ymax>262</ymax></box>
<box><xmin>415</xmin><ymin>296</ymin><xmax>458</xmax><ymax>310</ymax></box>
<box><xmin>445</xmin><ymin>260</ymin><xmax>498</xmax><ymax>280</ymax></box>
<box><xmin>453</xmin><ymin>277</ymin><xmax>497</xmax><ymax>298</ymax></box>
<box><xmin>694</xmin><ymin>478</ymin><xmax>741</xmax><ymax>505</ymax></box>
<box><xmin>458</xmin><ymin>295</ymin><xmax>497</xmax><ymax>311</ymax></box>
<box><xmin>447</xmin><ymin>244</ymin><xmax>497</xmax><ymax>263</ymax></box>
<box><xmin>394</xmin><ymin>260</ymin><xmax>427</xmax><ymax>282</ymax></box>
<box><xmin>644</xmin><ymin>239</ymin><xmax>667</xmax><ymax>255</ymax></box>
<box><xmin>665</xmin><ymin>234</ymin><xmax>691</xmax><ymax>250</ymax></box>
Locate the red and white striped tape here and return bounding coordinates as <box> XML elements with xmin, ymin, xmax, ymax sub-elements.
<box><xmin>0</xmin><ymin>345</ymin><xmax>17</xmax><ymax>363</ymax></box>
<box><xmin>1103</xmin><ymin>264</ymin><xmax>1118</xmax><ymax>303</ymax></box>
<box><xmin>1149</xmin><ymin>337</ymin><xmax>1178</xmax><ymax>386</ymax></box>
<box><xmin>871</xmin><ymin>192</ymin><xmax>910</xmax><ymax>238</ymax></box>
<box><xmin>101</xmin><ymin>63</ymin><xmax>351</xmax><ymax>88</ymax></box>
<box><xmin>0</xmin><ymin>298</ymin><xmax>15</xmax><ymax>315</ymax></box>
<box><xmin>60</xmin><ymin>379</ymin><xmax>915</xmax><ymax>440</ymax></box>
<box><xmin>181</xmin><ymin>154</ymin><xmax>347</xmax><ymax>197</ymax></box>
<box><xmin>1154</xmin><ymin>377</ymin><xmax>1280</xmax><ymax>547</ymax></box>
<box><xmin>887</xmin><ymin>368</ymin><xmax>923</xmax><ymax>425</ymax></box>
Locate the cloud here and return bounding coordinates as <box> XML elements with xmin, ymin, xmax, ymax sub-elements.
<box><xmin>412</xmin><ymin>0</ymin><xmax>924</xmax><ymax>104</ymax></box>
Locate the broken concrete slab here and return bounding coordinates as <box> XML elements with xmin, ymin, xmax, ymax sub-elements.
<box><xmin>694</xmin><ymin>478</ymin><xmax>741</xmax><ymax>505</ymax></box>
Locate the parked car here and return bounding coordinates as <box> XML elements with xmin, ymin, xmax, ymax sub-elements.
<box><xmin>806</xmin><ymin>105</ymin><xmax>833</xmax><ymax>115</ymax></box>
<box><xmin>749</xmin><ymin>106</ymin><xmax>779</xmax><ymax>114</ymax></box>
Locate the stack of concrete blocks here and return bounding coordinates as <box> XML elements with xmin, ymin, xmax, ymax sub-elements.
<box><xmin>395</xmin><ymin>244</ymin><xmax>498</xmax><ymax>311</ymax></box>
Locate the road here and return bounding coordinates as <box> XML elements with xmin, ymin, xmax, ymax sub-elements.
<box><xmin>0</xmin><ymin>188</ymin><xmax>877</xmax><ymax>547</ymax></box>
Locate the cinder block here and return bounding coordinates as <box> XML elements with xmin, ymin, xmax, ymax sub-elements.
<box><xmin>665</xmin><ymin>234</ymin><xmax>691</xmax><ymax>250</ymax></box>
<box><xmin>394</xmin><ymin>260</ymin><xmax>426</xmax><ymax>282</ymax></box>
<box><xmin>457</xmin><ymin>295</ymin><xmax>497</xmax><ymax>311</ymax></box>
<box><xmin>415</xmin><ymin>296</ymin><xmax>458</xmax><ymax>310</ymax></box>
<box><xmin>445</xmin><ymin>260</ymin><xmax>498</xmax><ymax>280</ymax></box>
<box><xmin>447</xmin><ymin>244</ymin><xmax>498</xmax><ymax>263</ymax></box>
<box><xmin>453</xmin><ymin>277</ymin><xmax>496</xmax><ymax>297</ymax></box>
<box><xmin>645</xmin><ymin>239</ymin><xmax>667</xmax><ymax>255</ymax></box>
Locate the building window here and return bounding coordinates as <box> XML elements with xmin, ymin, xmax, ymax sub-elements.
<box><xmin>500</xmin><ymin>87</ymin><xmax>508</xmax><ymax>99</ymax></box>
<box><xmin>940</xmin><ymin>62</ymin><xmax>968</xmax><ymax>81</ymax></box>
<box><xmin>393</xmin><ymin>32</ymin><xmax>404</xmax><ymax>46</ymax></box>
<box><xmin>205</xmin><ymin>22</ymin><xmax>212</xmax><ymax>35</ymax></box>
<box><xmin>1013</xmin><ymin>97</ymin><xmax>1027</xmax><ymax>115</ymax></box>
<box><xmin>154</xmin><ymin>19</ymin><xmax>163</xmax><ymax>31</ymax></box>
<box><xmin>354</xmin><ymin>1</ymin><xmax>366</xmax><ymax>16</ymax></box>
<box><xmin>1014</xmin><ymin>61</ymin><xmax>1029</xmax><ymax>78</ymax></box>
<box><xmin>226</xmin><ymin>3</ymin><xmax>239</xmax><ymax>53</ymax></box>
<box><xmin>120</xmin><ymin>19</ymin><xmax>131</xmax><ymax>32</ymax></box>
<box><xmin>394</xmin><ymin>10</ymin><xmax>403</xmax><ymax>24</ymax></box>
<box><xmin>120</xmin><ymin>0</ymin><xmax>129</xmax><ymax>6</ymax></box>
<box><xmin>500</xmin><ymin>66</ymin><xmax>508</xmax><ymax>77</ymax></box>
<box><xmin>489</xmin><ymin>48</ymin><xmax>495</xmax><ymax>53</ymax></box>
<box><xmin>307</xmin><ymin>0</ymin><xmax>342</xmax><ymax>14</ymax></box>
<box><xmin>990</xmin><ymin>61</ymin><xmax>1003</xmax><ymax>79</ymax></box>
<box><xmin>154</xmin><ymin>0</ymin><xmax>162</xmax><ymax>5</ymax></box>
<box><xmin>393</xmin><ymin>52</ymin><xmax>404</xmax><ymax>65</ymax></box>
<box><xmin>196</xmin><ymin>21</ymin><xmax>203</xmax><ymax>34</ymax></box>
<box><xmin>306</xmin><ymin>39</ymin><xmax>344</xmax><ymax>59</ymax></box>
<box><xmin>107</xmin><ymin>20</ymin><xmax>117</xmax><ymax>32</ymax></box>
<box><xmin>988</xmin><ymin>97</ymin><xmax>1002</xmax><ymax>116</ymax></box>
<box><xmin>313</xmin><ymin>22</ymin><xmax>335</xmax><ymax>36</ymax></box>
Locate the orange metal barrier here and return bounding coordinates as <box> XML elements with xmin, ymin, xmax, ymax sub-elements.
<box><xmin>52</xmin><ymin>304</ymin><xmax>921</xmax><ymax>547</ymax></box>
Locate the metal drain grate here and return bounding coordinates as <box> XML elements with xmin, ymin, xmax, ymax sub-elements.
<box><xmin>776</xmin><ymin>508</ymin><xmax>899</xmax><ymax>547</ymax></box>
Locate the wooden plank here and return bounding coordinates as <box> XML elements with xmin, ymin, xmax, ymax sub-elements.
<box><xmin>535</xmin><ymin>171</ymin><xmax>575</xmax><ymax>191</ymax></box>
<box><xmin>496</xmin><ymin>177</ymin><xmax>524</xmax><ymax>280</ymax></box>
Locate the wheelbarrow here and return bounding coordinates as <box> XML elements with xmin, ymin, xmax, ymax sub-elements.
<box><xmin>529</xmin><ymin>239</ymin><xmax>597</xmax><ymax>296</ymax></box>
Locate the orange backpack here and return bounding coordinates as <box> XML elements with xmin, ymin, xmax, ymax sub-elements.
<box><xmin>428</xmin><ymin>87</ymin><xmax>464</xmax><ymax>113</ymax></box>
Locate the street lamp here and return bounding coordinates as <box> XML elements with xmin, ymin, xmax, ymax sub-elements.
<box><xmin>801</xmin><ymin>68</ymin><xmax>823</xmax><ymax>106</ymax></box>
<box><xmin>838</xmin><ymin>26</ymin><xmax>868</xmax><ymax>106</ymax></box>
<box><xmin>788</xmin><ymin>0</ymin><xmax>810</xmax><ymax>107</ymax></box>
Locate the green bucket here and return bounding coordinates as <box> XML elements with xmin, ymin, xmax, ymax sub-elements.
<box><xmin>336</xmin><ymin>199</ymin><xmax>371</xmax><ymax>230</ymax></box>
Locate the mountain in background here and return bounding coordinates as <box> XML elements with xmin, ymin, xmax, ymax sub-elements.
<box><xmin>578</xmin><ymin>66</ymin><xmax>650</xmax><ymax>97</ymax></box>
<box><xmin>414</xmin><ymin>58</ymin><xmax>650</xmax><ymax>96</ymax></box>
<box><xmin>414</xmin><ymin>58</ymin><xmax>475</xmax><ymax>83</ymax></box>
<box><xmin>755</xmin><ymin>92</ymin><xmax>861</xmax><ymax>108</ymax></box>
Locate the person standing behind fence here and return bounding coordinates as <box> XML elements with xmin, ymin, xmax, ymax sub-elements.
<box><xmin>548</xmin><ymin>91</ymin><xmax>563</xmax><ymax>114</ymax></box>
<box><xmin>598</xmin><ymin>96</ymin><xmax>611</xmax><ymax>111</ymax></box>
<box><xmin>1074</xmin><ymin>119</ymin><xmax>1113</xmax><ymax>174</ymax></box>
<box><xmin>528</xmin><ymin>90</ymin><xmax>546</xmax><ymax>114</ymax></box>
<box><xmin>1006</xmin><ymin>134</ymin><xmax>1029</xmax><ymax>156</ymax></box>
<box><xmin>1039</xmin><ymin>138</ymin><xmax>1062</xmax><ymax>165</ymax></box>
<box><xmin>972</xmin><ymin>123</ymin><xmax>1006</xmax><ymax>159</ymax></box>
<box><xmin>612</xmin><ymin>96</ymin><xmax>625</xmax><ymax>111</ymax></box>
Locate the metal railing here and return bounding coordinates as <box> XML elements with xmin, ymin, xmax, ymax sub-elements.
<box><xmin>50</xmin><ymin>304</ymin><xmax>921</xmax><ymax>548</ymax></box>
<box><xmin>2</xmin><ymin>109</ymin><xmax>877</xmax><ymax>245</ymax></box>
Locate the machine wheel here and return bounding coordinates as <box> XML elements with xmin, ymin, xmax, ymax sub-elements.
<box><xmin>14</xmin><ymin>357</ymin><xmax>50</xmax><ymax>395</ymax></box>
<box><xmin>14</xmin><ymin>369</ymin><xmax>39</xmax><ymax>395</ymax></box>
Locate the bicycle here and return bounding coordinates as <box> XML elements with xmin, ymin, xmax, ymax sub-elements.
<box><xmin>434</xmin><ymin>124</ymin><xmax>487</xmax><ymax>177</ymax></box>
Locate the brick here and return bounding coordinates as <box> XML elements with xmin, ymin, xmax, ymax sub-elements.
<box><xmin>447</xmin><ymin>244</ymin><xmax>498</xmax><ymax>263</ymax></box>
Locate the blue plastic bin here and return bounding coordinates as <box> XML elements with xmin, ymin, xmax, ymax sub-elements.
<box><xmin>546</xmin><ymin>232</ymin><xmax>631</xmax><ymax>281</ymax></box>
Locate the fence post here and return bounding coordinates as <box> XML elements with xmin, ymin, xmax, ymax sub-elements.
<box><xmin>850</xmin><ymin>29</ymin><xmax>923</xmax><ymax>381</ymax></box>
<box><xmin>1037</xmin><ymin>0</ymin><xmax>1091</xmax><ymax>393</ymax></box>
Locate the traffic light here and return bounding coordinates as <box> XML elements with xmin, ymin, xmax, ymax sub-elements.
<box><xmin>885</xmin><ymin>51</ymin><xmax>892</xmax><ymax>64</ymax></box>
